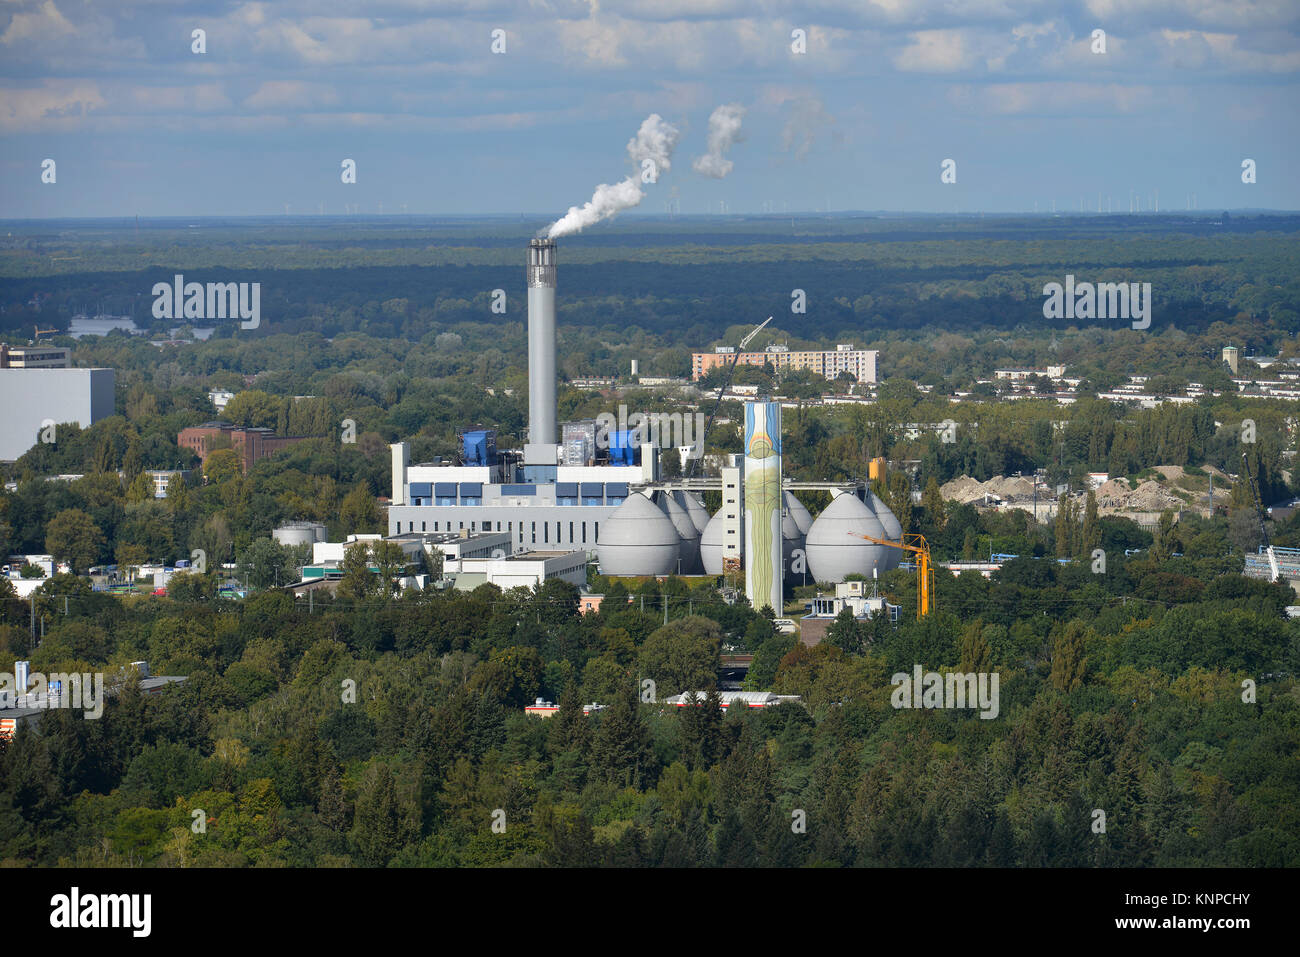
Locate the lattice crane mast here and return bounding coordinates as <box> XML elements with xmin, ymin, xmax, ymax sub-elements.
<box><xmin>846</xmin><ymin>531</ymin><xmax>935</xmax><ymax>619</ymax></box>
<box><xmin>684</xmin><ymin>315</ymin><xmax>773</xmax><ymax>479</ymax></box>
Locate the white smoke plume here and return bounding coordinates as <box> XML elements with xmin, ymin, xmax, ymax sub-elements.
<box><xmin>692</xmin><ymin>103</ymin><xmax>746</xmax><ymax>179</ymax></box>
<box><xmin>547</xmin><ymin>114</ymin><xmax>680</xmax><ymax>239</ymax></box>
<box><xmin>626</xmin><ymin>113</ymin><xmax>680</xmax><ymax>175</ymax></box>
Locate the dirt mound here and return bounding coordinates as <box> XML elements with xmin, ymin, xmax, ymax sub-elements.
<box><xmin>1095</xmin><ymin>478</ymin><xmax>1132</xmax><ymax>507</ymax></box>
<box><xmin>940</xmin><ymin>475</ymin><xmax>1036</xmax><ymax>503</ymax></box>
<box><xmin>1126</xmin><ymin>480</ymin><xmax>1183</xmax><ymax>511</ymax></box>
<box><xmin>940</xmin><ymin>476</ymin><xmax>986</xmax><ymax>503</ymax></box>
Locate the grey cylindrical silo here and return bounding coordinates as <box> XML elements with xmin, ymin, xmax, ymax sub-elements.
<box><xmin>527</xmin><ymin>239</ymin><xmax>557</xmax><ymax>446</ymax></box>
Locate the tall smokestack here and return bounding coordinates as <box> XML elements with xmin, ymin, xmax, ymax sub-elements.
<box><xmin>527</xmin><ymin>238</ymin><xmax>557</xmax><ymax>448</ymax></box>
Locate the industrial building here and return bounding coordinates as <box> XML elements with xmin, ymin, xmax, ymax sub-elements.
<box><xmin>0</xmin><ymin>364</ymin><xmax>115</xmax><ymax>461</ymax></box>
<box><xmin>178</xmin><ymin>422</ymin><xmax>307</xmax><ymax>473</ymax></box>
<box><xmin>384</xmin><ymin>238</ymin><xmax>907</xmax><ymax>608</ymax></box>
<box><xmin>0</xmin><ymin>344</ymin><xmax>71</xmax><ymax>368</ymax></box>
<box><xmin>799</xmin><ymin>580</ymin><xmax>902</xmax><ymax>646</ymax></box>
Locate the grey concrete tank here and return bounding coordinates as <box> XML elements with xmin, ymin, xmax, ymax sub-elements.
<box><xmin>678</xmin><ymin>491</ymin><xmax>710</xmax><ymax>536</ymax></box>
<box><xmin>866</xmin><ymin>489</ymin><xmax>903</xmax><ymax>541</ymax></box>
<box><xmin>658</xmin><ymin>490</ymin><xmax>700</xmax><ymax>574</ymax></box>
<box><xmin>596</xmin><ymin>492</ymin><xmax>681</xmax><ymax>576</ymax></box>
<box><xmin>805</xmin><ymin>491</ymin><xmax>892</xmax><ymax>583</ymax></box>
<box><xmin>781</xmin><ymin>506</ymin><xmax>805</xmax><ymax>569</ymax></box>
<box><xmin>784</xmin><ymin>491</ymin><xmax>814</xmax><ymax>536</ymax></box>
<box><xmin>273</xmin><ymin>522</ymin><xmax>327</xmax><ymax>548</ymax></box>
<box><xmin>864</xmin><ymin>490</ymin><xmax>903</xmax><ymax>570</ymax></box>
<box><xmin>700</xmin><ymin>510</ymin><xmax>725</xmax><ymax>576</ymax></box>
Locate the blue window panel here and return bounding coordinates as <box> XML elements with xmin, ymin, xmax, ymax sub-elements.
<box><xmin>502</xmin><ymin>484</ymin><xmax>537</xmax><ymax>496</ymax></box>
<box><xmin>410</xmin><ymin>482</ymin><xmax>433</xmax><ymax>498</ymax></box>
<box><xmin>458</xmin><ymin>482</ymin><xmax>483</xmax><ymax>497</ymax></box>
<box><xmin>434</xmin><ymin>482</ymin><xmax>457</xmax><ymax>497</ymax></box>
<box><xmin>556</xmin><ymin>482</ymin><xmax>579</xmax><ymax>497</ymax></box>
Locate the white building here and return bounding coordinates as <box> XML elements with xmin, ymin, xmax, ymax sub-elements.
<box><xmin>451</xmin><ymin>549</ymin><xmax>588</xmax><ymax>591</ymax></box>
<box><xmin>387</xmin><ymin>440</ymin><xmax>657</xmax><ymax>554</ymax></box>
<box><xmin>312</xmin><ymin>535</ymin><xmax>385</xmax><ymax>564</ymax></box>
<box><xmin>393</xmin><ymin>530</ymin><xmax>514</xmax><ymax>573</ymax></box>
<box><xmin>0</xmin><ymin>345</ymin><xmax>70</xmax><ymax>368</ymax></box>
<box><xmin>0</xmin><ymin>367</ymin><xmax>115</xmax><ymax>461</ymax></box>
<box><xmin>146</xmin><ymin>470</ymin><xmax>191</xmax><ymax>498</ymax></box>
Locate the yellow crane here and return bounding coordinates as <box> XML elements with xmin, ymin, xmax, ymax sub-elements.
<box><xmin>846</xmin><ymin>531</ymin><xmax>935</xmax><ymax>619</ymax></box>
<box><xmin>34</xmin><ymin>326</ymin><xmax>59</xmax><ymax>342</ymax></box>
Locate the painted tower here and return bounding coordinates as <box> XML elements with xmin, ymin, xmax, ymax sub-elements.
<box><xmin>744</xmin><ymin>400</ymin><xmax>783</xmax><ymax>613</ymax></box>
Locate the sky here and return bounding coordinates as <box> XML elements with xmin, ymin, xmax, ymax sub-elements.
<box><xmin>1</xmin><ymin>0</ymin><xmax>1298</xmax><ymax>220</ymax></box>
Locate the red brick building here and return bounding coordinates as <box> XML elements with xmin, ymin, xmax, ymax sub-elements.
<box><xmin>178</xmin><ymin>422</ymin><xmax>306</xmax><ymax>473</ymax></box>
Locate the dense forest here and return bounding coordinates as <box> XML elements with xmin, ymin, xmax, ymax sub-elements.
<box><xmin>0</xmin><ymin>553</ymin><xmax>1296</xmax><ymax>866</ymax></box>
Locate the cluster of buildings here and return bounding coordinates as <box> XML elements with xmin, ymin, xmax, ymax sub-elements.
<box><xmin>374</xmin><ymin>240</ymin><xmax>907</xmax><ymax>619</ymax></box>
<box><xmin>969</xmin><ymin>351</ymin><xmax>1300</xmax><ymax>408</ymax></box>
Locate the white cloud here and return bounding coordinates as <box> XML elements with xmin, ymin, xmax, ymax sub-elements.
<box><xmin>894</xmin><ymin>29</ymin><xmax>973</xmax><ymax>71</ymax></box>
<box><xmin>0</xmin><ymin>0</ymin><xmax>73</xmax><ymax>46</ymax></box>
<box><xmin>0</xmin><ymin>79</ymin><xmax>105</xmax><ymax>131</ymax></box>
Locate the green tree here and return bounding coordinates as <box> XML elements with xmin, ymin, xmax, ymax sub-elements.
<box><xmin>590</xmin><ymin>687</ymin><xmax>653</xmax><ymax>788</ymax></box>
<box><xmin>350</xmin><ymin>763</ymin><xmax>410</xmax><ymax>867</ymax></box>
<box><xmin>204</xmin><ymin>448</ymin><xmax>242</xmax><ymax>485</ymax></box>
<box><xmin>1049</xmin><ymin>621</ymin><xmax>1088</xmax><ymax>692</ymax></box>
<box><xmin>336</xmin><ymin>541</ymin><xmax>378</xmax><ymax>601</ymax></box>
<box><xmin>1081</xmin><ymin>489</ymin><xmax>1101</xmax><ymax>558</ymax></box>
<box><xmin>661</xmin><ymin>447</ymin><xmax>682</xmax><ymax>479</ymax></box>
<box><xmin>167</xmin><ymin>571</ymin><xmax>217</xmax><ymax>602</ymax></box>
<box><xmin>340</xmin><ymin>484</ymin><xmax>380</xmax><ymax>535</ymax></box>
<box><xmin>825</xmin><ymin>607</ymin><xmax>866</xmax><ymax>656</ymax></box>
<box><xmin>222</xmin><ymin>390</ymin><xmax>283</xmax><ymax>430</ymax></box>
<box><xmin>921</xmin><ymin>475</ymin><xmax>946</xmax><ymax>534</ymax></box>
<box><xmin>371</xmin><ymin>541</ymin><xmax>408</xmax><ymax>598</ymax></box>
<box><xmin>239</xmin><ymin>538</ymin><xmax>292</xmax><ymax>591</ymax></box>
<box><xmin>45</xmin><ymin>508</ymin><xmax>102</xmax><ymax>574</ymax></box>
<box><xmin>958</xmin><ymin>621</ymin><xmax>992</xmax><ymax>673</ymax></box>
<box><xmin>125</xmin><ymin>471</ymin><xmax>155</xmax><ymax>504</ymax></box>
<box><xmin>638</xmin><ymin>615</ymin><xmax>722</xmax><ymax>697</ymax></box>
<box><xmin>1054</xmin><ymin>494</ymin><xmax>1078</xmax><ymax>559</ymax></box>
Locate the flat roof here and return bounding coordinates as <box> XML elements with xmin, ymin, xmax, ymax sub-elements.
<box><xmin>388</xmin><ymin>531</ymin><xmax>507</xmax><ymax>544</ymax></box>
<box><xmin>501</xmin><ymin>550</ymin><xmax>585</xmax><ymax>560</ymax></box>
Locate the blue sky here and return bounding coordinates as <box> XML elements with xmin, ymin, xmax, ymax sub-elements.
<box><xmin>1</xmin><ymin>0</ymin><xmax>1297</xmax><ymax>219</ymax></box>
